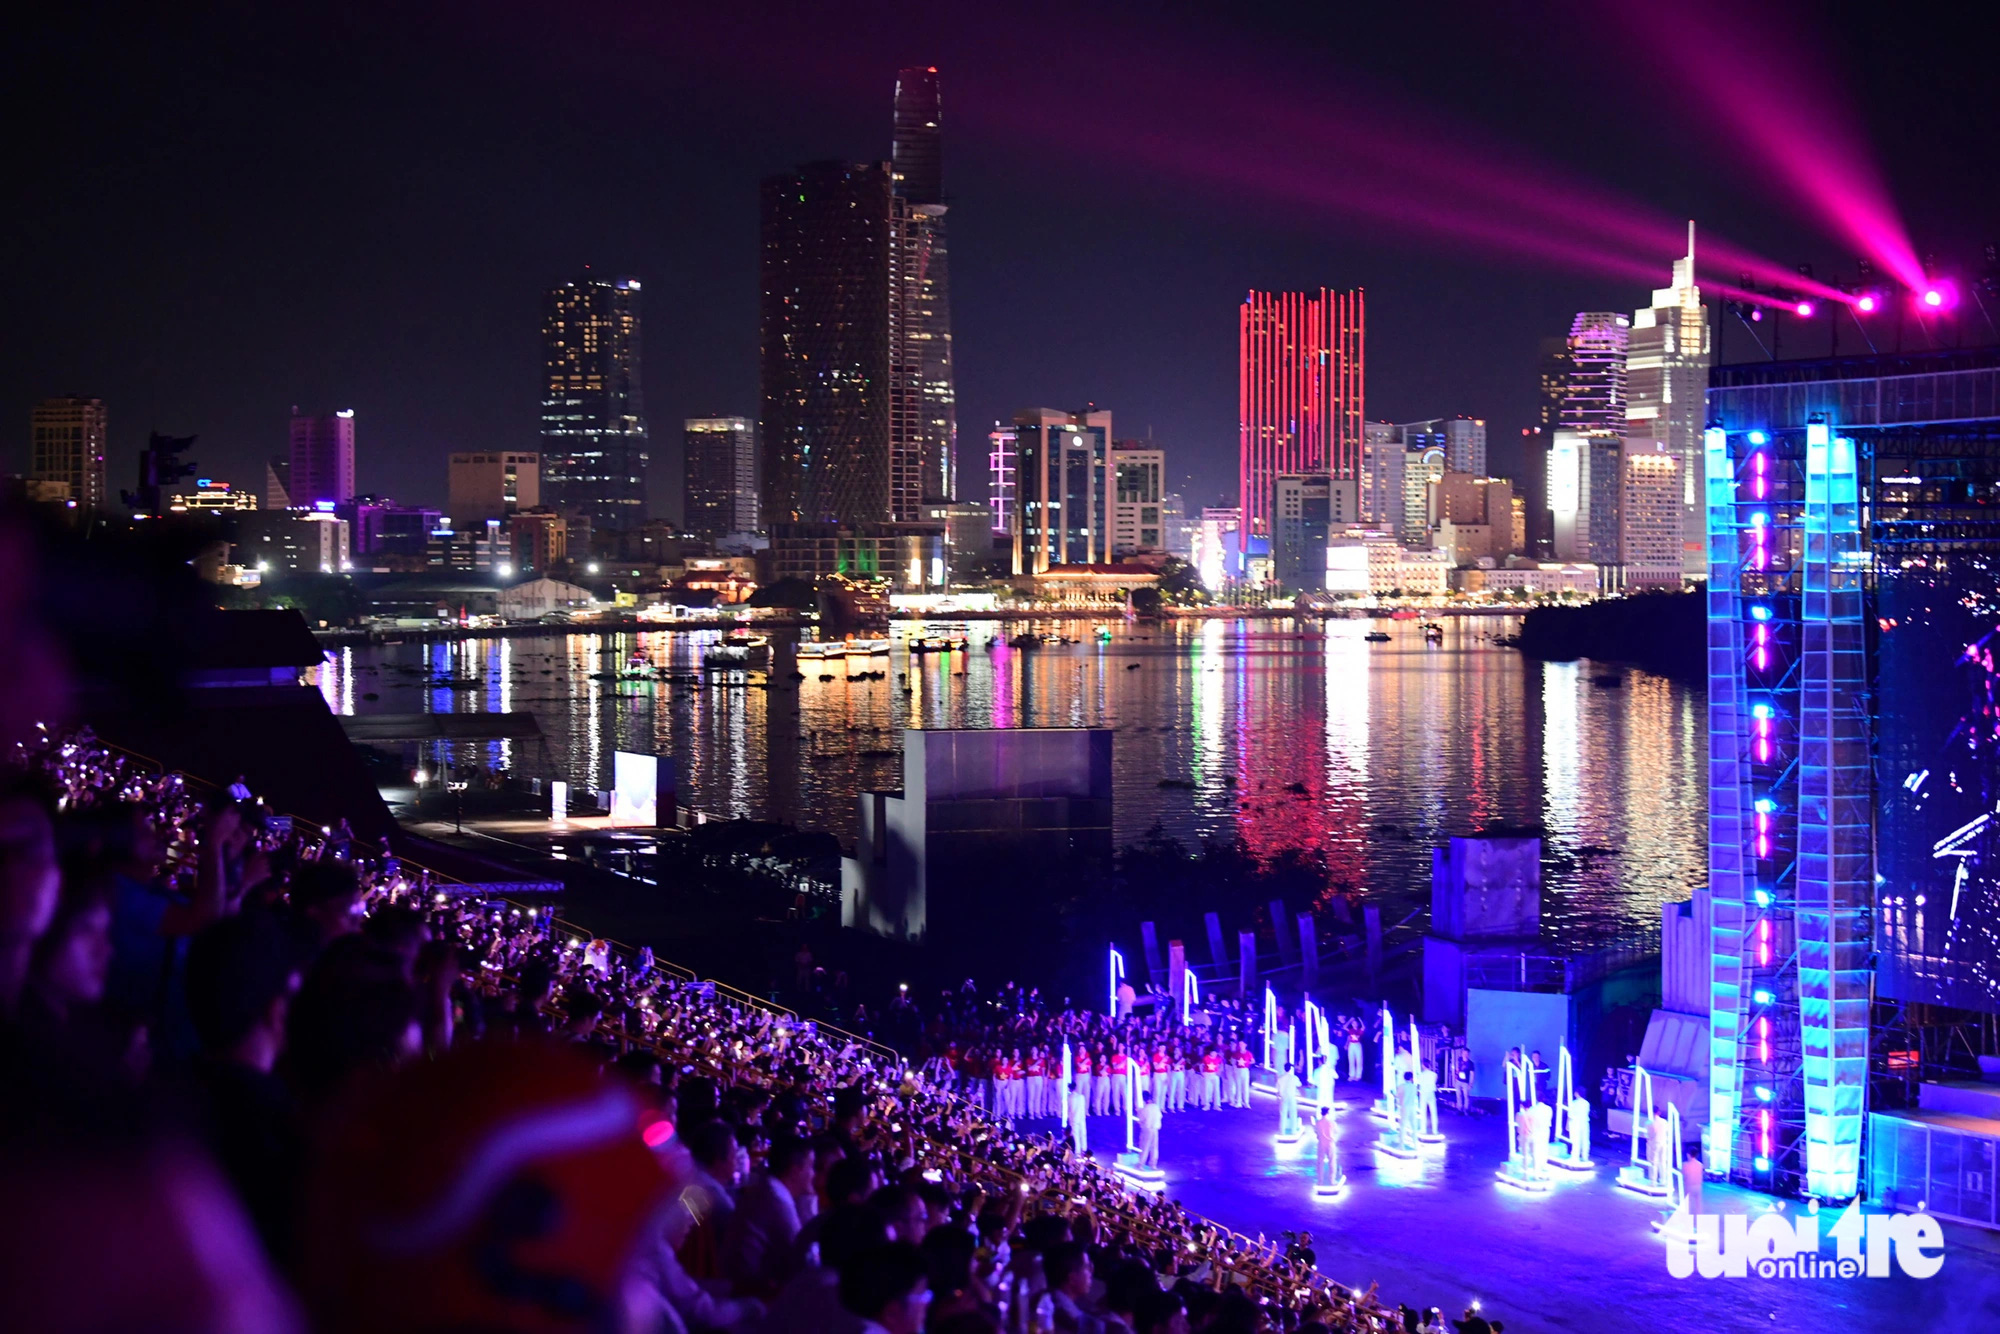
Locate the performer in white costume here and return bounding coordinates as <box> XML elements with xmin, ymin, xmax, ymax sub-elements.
<box><xmin>1277</xmin><ymin>1066</ymin><xmax>1302</xmax><ymax>1139</ymax></box>
<box><xmin>1314</xmin><ymin>1105</ymin><xmax>1344</xmax><ymax>1194</ymax></box>
<box><xmin>1138</xmin><ymin>1089</ymin><xmax>1162</xmax><ymax>1169</ymax></box>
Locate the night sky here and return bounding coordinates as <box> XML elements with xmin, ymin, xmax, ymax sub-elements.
<box><xmin>7</xmin><ymin>0</ymin><xmax>1994</xmax><ymax>517</ymax></box>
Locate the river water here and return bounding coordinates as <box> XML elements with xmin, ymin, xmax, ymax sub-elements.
<box><xmin>314</xmin><ymin>618</ymin><xmax>1705</xmax><ymax>945</ymax></box>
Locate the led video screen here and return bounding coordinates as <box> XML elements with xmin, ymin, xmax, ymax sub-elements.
<box><xmin>1875</xmin><ymin>552</ymin><xmax>2000</xmax><ymax>1012</ymax></box>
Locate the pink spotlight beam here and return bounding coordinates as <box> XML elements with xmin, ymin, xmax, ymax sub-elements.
<box><xmin>1598</xmin><ymin>0</ymin><xmax>1926</xmax><ymax>291</ymax></box>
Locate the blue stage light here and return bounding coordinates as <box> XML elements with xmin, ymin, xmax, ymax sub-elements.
<box><xmin>1754</xmin><ymin>798</ymin><xmax>1775</xmax><ymax>814</ymax></box>
<box><xmin>1755</xmin><ymin>1086</ymin><xmax>1773</xmax><ymax>1101</ymax></box>
<box><xmin>1755</xmin><ymin>890</ymin><xmax>1772</xmax><ymax>907</ymax></box>
<box><xmin>1753</xmin><ymin>989</ymin><xmax>1773</xmax><ymax>1005</ymax></box>
<box><xmin>1750</xmin><ymin>605</ymin><xmax>1772</xmax><ymax>620</ymax></box>
<box><xmin>1748</xmin><ymin>431</ymin><xmax>1769</xmax><ymax>445</ymax></box>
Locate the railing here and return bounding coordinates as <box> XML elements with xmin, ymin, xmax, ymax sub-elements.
<box><xmin>85</xmin><ymin>735</ymin><xmax>900</xmax><ymax>1067</ymax></box>
<box><xmin>1464</xmin><ymin>936</ymin><xmax>1657</xmax><ymax>993</ymax></box>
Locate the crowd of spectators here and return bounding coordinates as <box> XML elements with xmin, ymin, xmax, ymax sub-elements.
<box><xmin>0</xmin><ymin>726</ymin><xmax>1502</xmax><ymax>1334</ymax></box>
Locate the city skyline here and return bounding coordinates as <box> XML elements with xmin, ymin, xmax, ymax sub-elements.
<box><xmin>6</xmin><ymin>4</ymin><xmax>1993</xmax><ymax>522</ymax></box>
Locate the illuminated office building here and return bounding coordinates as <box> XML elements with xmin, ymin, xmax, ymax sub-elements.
<box><xmin>540</xmin><ymin>275</ymin><xmax>648</xmax><ymax>530</ymax></box>
<box><xmin>682</xmin><ymin>417</ymin><xmax>758</xmax><ymax>539</ymax></box>
<box><xmin>1361</xmin><ymin>422</ymin><xmax>1405</xmax><ymax>530</ymax></box>
<box><xmin>1239</xmin><ymin>288</ymin><xmax>1364</xmax><ymax>557</ymax></box>
<box><xmin>288</xmin><ymin>408</ymin><xmax>356</xmax><ymax>508</ymax></box>
<box><xmin>1561</xmin><ymin>312</ymin><xmax>1630</xmax><ymax>433</ymax></box>
<box><xmin>1012</xmin><ymin>408</ymin><xmax>1113</xmax><ymax>574</ymax></box>
<box><xmin>30</xmin><ymin>396</ymin><xmax>108</xmax><ymax>512</ymax></box>
<box><xmin>891</xmin><ymin>67</ymin><xmax>956</xmax><ymax>504</ymax></box>
<box><xmin>1628</xmin><ymin>226</ymin><xmax>1712</xmax><ymax>577</ymax></box>
<box><xmin>761</xmin><ymin>69</ymin><xmax>960</xmax><ymax>563</ymax></box>
<box><xmin>1111</xmin><ymin>441</ymin><xmax>1166</xmax><ymax>557</ymax></box>
<box><xmin>1618</xmin><ymin>440</ymin><xmax>1681</xmax><ymax>588</ymax></box>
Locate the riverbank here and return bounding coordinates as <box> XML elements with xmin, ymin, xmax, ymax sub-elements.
<box><xmin>1516</xmin><ymin>591</ymin><xmax>1703</xmax><ymax>681</ymax></box>
<box><xmin>309</xmin><ymin>601</ymin><xmax>1531</xmax><ymax>647</ymax></box>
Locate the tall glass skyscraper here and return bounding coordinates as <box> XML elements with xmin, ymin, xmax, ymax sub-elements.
<box><xmin>1626</xmin><ymin>225</ymin><xmax>1712</xmax><ymax>577</ymax></box>
<box><xmin>1238</xmin><ymin>288</ymin><xmax>1364</xmax><ymax>556</ymax></box>
<box><xmin>540</xmin><ymin>275</ymin><xmax>648</xmax><ymax>530</ymax></box>
<box><xmin>892</xmin><ymin>66</ymin><xmax>957</xmax><ymax>504</ymax></box>
<box><xmin>760</xmin><ymin>160</ymin><xmax>897</xmax><ymax>527</ymax></box>
<box><xmin>759</xmin><ymin>70</ymin><xmax>961</xmax><ymax>573</ymax></box>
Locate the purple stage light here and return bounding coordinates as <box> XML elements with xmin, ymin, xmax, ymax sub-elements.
<box><xmin>1750</xmin><ymin>308</ymin><xmax>1763</xmax><ymax>322</ymax></box>
<box><xmin>1920</xmin><ymin>283</ymin><xmax>1956</xmax><ymax>311</ymax></box>
<box><xmin>1856</xmin><ymin>293</ymin><xmax>1879</xmax><ymax>313</ymax></box>
<box><xmin>1795</xmin><ymin>300</ymin><xmax>1815</xmax><ymax>317</ymax></box>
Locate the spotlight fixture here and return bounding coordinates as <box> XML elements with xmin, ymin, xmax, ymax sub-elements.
<box><xmin>1923</xmin><ymin>288</ymin><xmax>1944</xmax><ymax>308</ymax></box>
<box><xmin>1750</xmin><ymin>308</ymin><xmax>1763</xmax><ymax>322</ymax></box>
<box><xmin>1794</xmin><ymin>300</ymin><xmax>1815</xmax><ymax>317</ymax></box>
<box><xmin>1856</xmin><ymin>293</ymin><xmax>1879</xmax><ymax>313</ymax></box>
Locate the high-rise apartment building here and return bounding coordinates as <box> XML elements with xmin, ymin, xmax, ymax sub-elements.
<box><xmin>288</xmin><ymin>409</ymin><xmax>356</xmax><ymax>508</ymax></box>
<box><xmin>1110</xmin><ymin>441</ymin><xmax>1166</xmax><ymax>557</ymax></box>
<box><xmin>1239</xmin><ymin>288</ymin><xmax>1364</xmax><ymax>556</ymax></box>
<box><xmin>30</xmin><ymin>397</ymin><xmax>108</xmax><ymax>512</ymax></box>
<box><xmin>1618</xmin><ymin>440</ymin><xmax>1682</xmax><ymax>588</ymax></box>
<box><xmin>448</xmin><ymin>451</ymin><xmax>539</xmax><ymax>524</ymax></box>
<box><xmin>891</xmin><ymin>67</ymin><xmax>956</xmax><ymax>504</ymax></box>
<box><xmin>540</xmin><ymin>275</ymin><xmax>648</xmax><ymax>530</ymax></box>
<box><xmin>1012</xmin><ymin>408</ymin><xmax>1113</xmax><ymax>574</ymax></box>
<box><xmin>987</xmin><ymin>424</ymin><xmax>1017</xmax><ymax>535</ymax></box>
<box><xmin>1627</xmin><ymin>226</ymin><xmax>1712</xmax><ymax>577</ymax></box>
<box><xmin>1361</xmin><ymin>422</ymin><xmax>1405</xmax><ymax>530</ymax></box>
<box><xmin>682</xmin><ymin>417</ymin><xmax>758</xmax><ymax>539</ymax></box>
<box><xmin>1402</xmin><ymin>443</ymin><xmax>1445</xmax><ymax>545</ymax></box>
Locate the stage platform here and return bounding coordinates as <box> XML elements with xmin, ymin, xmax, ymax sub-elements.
<box><xmin>1869</xmin><ymin>1083</ymin><xmax>2000</xmax><ymax>1230</ymax></box>
<box><xmin>1025</xmin><ymin>1076</ymin><xmax>2000</xmax><ymax>1332</ymax></box>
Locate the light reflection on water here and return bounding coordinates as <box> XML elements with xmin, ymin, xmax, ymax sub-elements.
<box><xmin>317</xmin><ymin>618</ymin><xmax>1705</xmax><ymax>943</ymax></box>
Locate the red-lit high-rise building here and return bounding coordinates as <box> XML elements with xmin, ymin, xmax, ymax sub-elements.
<box><xmin>1237</xmin><ymin>288</ymin><xmax>1364</xmax><ymax>556</ymax></box>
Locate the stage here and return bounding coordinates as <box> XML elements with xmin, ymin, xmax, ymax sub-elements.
<box><xmin>1035</xmin><ymin>1080</ymin><xmax>2000</xmax><ymax>1332</ymax></box>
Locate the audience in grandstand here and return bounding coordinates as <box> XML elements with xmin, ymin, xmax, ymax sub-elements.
<box><xmin>0</xmin><ymin>727</ymin><xmax>1427</xmax><ymax>1332</ymax></box>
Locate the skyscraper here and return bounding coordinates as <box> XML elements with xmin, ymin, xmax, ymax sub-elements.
<box><xmin>1238</xmin><ymin>288</ymin><xmax>1364</xmax><ymax>556</ymax></box>
<box><xmin>540</xmin><ymin>275</ymin><xmax>648</xmax><ymax>530</ymax></box>
<box><xmin>761</xmin><ymin>160</ymin><xmax>898</xmax><ymax>527</ymax></box>
<box><xmin>1560</xmin><ymin>311</ymin><xmax>1630</xmax><ymax>432</ymax></box>
<box><xmin>288</xmin><ymin>408</ymin><xmax>356</xmax><ymax>508</ymax></box>
<box><xmin>1361</xmin><ymin>422</ymin><xmax>1404</xmax><ymax>530</ymax></box>
<box><xmin>1618</xmin><ymin>439</ymin><xmax>1681</xmax><ymax>587</ymax></box>
<box><xmin>1110</xmin><ymin>440</ymin><xmax>1166</xmax><ymax>557</ymax></box>
<box><xmin>892</xmin><ymin>67</ymin><xmax>956</xmax><ymax>503</ymax></box>
<box><xmin>1626</xmin><ymin>225</ymin><xmax>1712</xmax><ymax>577</ymax></box>
<box><xmin>1012</xmin><ymin>408</ymin><xmax>1113</xmax><ymax>574</ymax></box>
<box><xmin>29</xmin><ymin>396</ymin><xmax>107</xmax><ymax>511</ymax></box>
<box><xmin>683</xmin><ymin>417</ymin><xmax>758</xmax><ymax>539</ymax></box>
